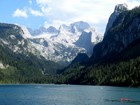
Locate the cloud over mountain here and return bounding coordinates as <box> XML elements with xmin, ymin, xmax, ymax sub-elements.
<box><xmin>11</xmin><ymin>0</ymin><xmax>140</xmax><ymax>34</ymax></box>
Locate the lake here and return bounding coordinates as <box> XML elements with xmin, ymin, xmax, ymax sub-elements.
<box><xmin>0</xmin><ymin>84</ymin><xmax>139</xmax><ymax>105</ymax></box>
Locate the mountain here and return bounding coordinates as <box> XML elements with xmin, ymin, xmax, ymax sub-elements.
<box><xmin>71</xmin><ymin>53</ymin><xmax>89</xmax><ymax>64</ymax></box>
<box><xmin>74</xmin><ymin>31</ymin><xmax>93</xmax><ymax>56</ymax></box>
<box><xmin>0</xmin><ymin>23</ymin><xmax>62</xmax><ymax>80</ymax></box>
<box><xmin>28</xmin><ymin>21</ymin><xmax>102</xmax><ymax>65</ymax></box>
<box><xmin>92</xmin><ymin>5</ymin><xmax>140</xmax><ymax>62</ymax></box>
<box><xmin>104</xmin><ymin>3</ymin><xmax>128</xmax><ymax>36</ymax></box>
<box><xmin>59</xmin><ymin>5</ymin><xmax>140</xmax><ymax>86</ymax></box>
<box><xmin>69</xmin><ymin>21</ymin><xmax>91</xmax><ymax>32</ymax></box>
<box><xmin>46</xmin><ymin>26</ymin><xmax>58</xmax><ymax>33</ymax></box>
<box><xmin>0</xmin><ymin>21</ymin><xmax>102</xmax><ymax>83</ymax></box>
<box><xmin>28</xmin><ymin>26</ymin><xmax>58</xmax><ymax>36</ymax></box>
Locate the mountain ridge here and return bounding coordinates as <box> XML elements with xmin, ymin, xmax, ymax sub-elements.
<box><xmin>26</xmin><ymin>21</ymin><xmax>103</xmax><ymax>65</ymax></box>
<box><xmin>104</xmin><ymin>3</ymin><xmax>128</xmax><ymax>36</ymax></box>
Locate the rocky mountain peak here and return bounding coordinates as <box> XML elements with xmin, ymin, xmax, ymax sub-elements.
<box><xmin>46</xmin><ymin>26</ymin><xmax>58</xmax><ymax>33</ymax></box>
<box><xmin>58</xmin><ymin>24</ymin><xmax>69</xmax><ymax>33</ymax></box>
<box><xmin>70</xmin><ymin>21</ymin><xmax>90</xmax><ymax>32</ymax></box>
<box><xmin>74</xmin><ymin>31</ymin><xmax>93</xmax><ymax>56</ymax></box>
<box><xmin>104</xmin><ymin>3</ymin><xmax>128</xmax><ymax>36</ymax></box>
<box><xmin>58</xmin><ymin>21</ymin><xmax>91</xmax><ymax>34</ymax></box>
<box><xmin>28</xmin><ymin>26</ymin><xmax>58</xmax><ymax>36</ymax></box>
<box><xmin>114</xmin><ymin>3</ymin><xmax>128</xmax><ymax>14</ymax></box>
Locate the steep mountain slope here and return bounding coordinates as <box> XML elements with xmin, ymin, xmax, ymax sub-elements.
<box><xmin>104</xmin><ymin>3</ymin><xmax>128</xmax><ymax>36</ymax></box>
<box><xmin>71</xmin><ymin>53</ymin><xmax>89</xmax><ymax>64</ymax></box>
<box><xmin>28</xmin><ymin>21</ymin><xmax>102</xmax><ymax>65</ymax></box>
<box><xmin>92</xmin><ymin>6</ymin><xmax>140</xmax><ymax>62</ymax></box>
<box><xmin>30</xmin><ymin>37</ymin><xmax>85</xmax><ymax>65</ymax></box>
<box><xmin>0</xmin><ymin>24</ymin><xmax>38</xmax><ymax>55</ymax></box>
<box><xmin>74</xmin><ymin>31</ymin><xmax>93</xmax><ymax>55</ymax></box>
<box><xmin>0</xmin><ymin>23</ymin><xmax>62</xmax><ymax>76</ymax></box>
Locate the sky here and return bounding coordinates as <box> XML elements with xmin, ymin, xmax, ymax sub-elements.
<box><xmin>0</xmin><ymin>0</ymin><xmax>140</xmax><ymax>34</ymax></box>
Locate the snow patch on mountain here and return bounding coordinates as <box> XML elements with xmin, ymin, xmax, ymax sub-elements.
<box><xmin>21</xmin><ymin>26</ymin><xmax>32</xmax><ymax>38</ymax></box>
<box><xmin>23</xmin><ymin>21</ymin><xmax>103</xmax><ymax>65</ymax></box>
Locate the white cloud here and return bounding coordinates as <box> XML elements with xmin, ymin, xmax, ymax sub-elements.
<box><xmin>127</xmin><ymin>0</ymin><xmax>140</xmax><ymax>9</ymax></box>
<box><xmin>36</xmin><ymin>0</ymin><xmax>49</xmax><ymax>6</ymax></box>
<box><xmin>38</xmin><ymin>0</ymin><xmax>140</xmax><ymax>34</ymax></box>
<box><xmin>30</xmin><ymin>8</ymin><xmax>44</xmax><ymax>16</ymax></box>
<box><xmin>44</xmin><ymin>20</ymin><xmax>68</xmax><ymax>29</ymax></box>
<box><xmin>13</xmin><ymin>9</ymin><xmax>28</xmax><ymax>18</ymax></box>
<box><xmin>29</xmin><ymin>0</ymin><xmax>32</xmax><ymax>5</ymax></box>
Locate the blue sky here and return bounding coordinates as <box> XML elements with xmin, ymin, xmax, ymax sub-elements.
<box><xmin>0</xmin><ymin>0</ymin><xmax>140</xmax><ymax>34</ymax></box>
<box><xmin>0</xmin><ymin>0</ymin><xmax>46</xmax><ymax>28</ymax></box>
